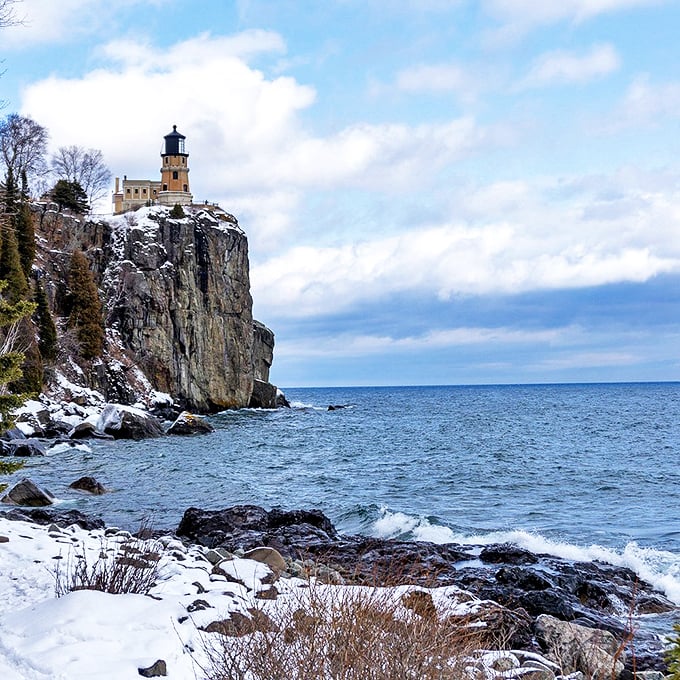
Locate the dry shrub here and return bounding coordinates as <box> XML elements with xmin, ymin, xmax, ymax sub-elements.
<box><xmin>54</xmin><ymin>533</ymin><xmax>163</xmax><ymax>597</ymax></box>
<box><xmin>202</xmin><ymin>583</ymin><xmax>489</xmax><ymax>680</ymax></box>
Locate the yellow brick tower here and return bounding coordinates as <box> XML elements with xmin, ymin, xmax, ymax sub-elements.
<box><xmin>158</xmin><ymin>125</ymin><xmax>192</xmax><ymax>206</ymax></box>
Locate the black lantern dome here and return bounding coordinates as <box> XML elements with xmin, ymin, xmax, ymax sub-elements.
<box><xmin>163</xmin><ymin>125</ymin><xmax>187</xmax><ymax>156</ymax></box>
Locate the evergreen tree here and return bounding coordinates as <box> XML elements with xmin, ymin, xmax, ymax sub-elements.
<box><xmin>666</xmin><ymin>623</ymin><xmax>680</xmax><ymax>679</ymax></box>
<box><xmin>170</xmin><ymin>203</ymin><xmax>185</xmax><ymax>218</ymax></box>
<box><xmin>52</xmin><ymin>179</ymin><xmax>89</xmax><ymax>214</ymax></box>
<box><xmin>0</xmin><ymin>167</ymin><xmax>29</xmax><ymax>302</ymax></box>
<box><xmin>15</xmin><ymin>171</ymin><xmax>35</xmax><ymax>279</ymax></box>
<box><xmin>0</xmin><ymin>215</ymin><xmax>29</xmax><ymax>302</ymax></box>
<box><xmin>67</xmin><ymin>250</ymin><xmax>104</xmax><ymax>359</ymax></box>
<box><xmin>0</xmin><ymin>277</ymin><xmax>34</xmax><ymax>492</ymax></box>
<box><xmin>0</xmin><ymin>279</ymin><xmax>37</xmax><ymax>426</ymax></box>
<box><xmin>34</xmin><ymin>279</ymin><xmax>57</xmax><ymax>363</ymax></box>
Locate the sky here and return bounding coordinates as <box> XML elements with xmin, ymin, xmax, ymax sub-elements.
<box><xmin>1</xmin><ymin>0</ymin><xmax>680</xmax><ymax>388</ymax></box>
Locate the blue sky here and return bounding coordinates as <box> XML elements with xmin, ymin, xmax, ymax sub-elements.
<box><xmin>2</xmin><ymin>0</ymin><xmax>680</xmax><ymax>387</ymax></box>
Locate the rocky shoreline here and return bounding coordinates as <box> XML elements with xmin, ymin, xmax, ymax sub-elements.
<box><xmin>1</xmin><ymin>503</ymin><xmax>676</xmax><ymax>679</ymax></box>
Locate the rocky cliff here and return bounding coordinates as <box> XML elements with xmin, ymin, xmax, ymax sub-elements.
<box><xmin>33</xmin><ymin>203</ymin><xmax>281</xmax><ymax>412</ymax></box>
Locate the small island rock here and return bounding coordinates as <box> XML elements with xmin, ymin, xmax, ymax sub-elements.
<box><xmin>167</xmin><ymin>411</ymin><xmax>214</xmax><ymax>436</ymax></box>
<box><xmin>69</xmin><ymin>476</ymin><xmax>107</xmax><ymax>495</ymax></box>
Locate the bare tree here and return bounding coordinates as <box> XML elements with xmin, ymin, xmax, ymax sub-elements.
<box><xmin>51</xmin><ymin>145</ymin><xmax>112</xmax><ymax>211</ymax></box>
<box><xmin>0</xmin><ymin>114</ymin><xmax>49</xmax><ymax>195</ymax></box>
<box><xmin>1</xmin><ymin>1</ymin><xmax>23</xmax><ymax>110</ymax></box>
<box><xmin>0</xmin><ymin>0</ymin><xmax>20</xmax><ymax>29</ymax></box>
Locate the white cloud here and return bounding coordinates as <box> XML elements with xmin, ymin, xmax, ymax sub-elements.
<box><xmin>2</xmin><ymin>0</ymin><xmax>167</xmax><ymax>49</ymax></box>
<box><xmin>20</xmin><ymin>32</ymin><xmax>488</xmax><ymax>248</ymax></box>
<box><xmin>519</xmin><ymin>44</ymin><xmax>620</xmax><ymax>88</ymax></box>
<box><xmin>396</xmin><ymin>62</ymin><xmax>474</xmax><ymax>97</ymax></box>
<box><xmin>615</xmin><ymin>75</ymin><xmax>680</xmax><ymax>126</ymax></box>
<box><xmin>482</xmin><ymin>0</ymin><xmax>663</xmax><ymax>43</ymax></box>
<box><xmin>275</xmin><ymin>326</ymin><xmax>572</xmax><ymax>359</ymax></box>
<box><xmin>251</xmin><ymin>172</ymin><xmax>680</xmax><ymax>318</ymax></box>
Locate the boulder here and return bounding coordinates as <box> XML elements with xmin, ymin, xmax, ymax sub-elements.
<box><xmin>480</xmin><ymin>543</ymin><xmax>539</xmax><ymax>565</ymax></box>
<box><xmin>249</xmin><ymin>379</ymin><xmax>278</xmax><ymax>409</ymax></box>
<box><xmin>176</xmin><ymin>505</ymin><xmax>339</xmax><ymax>551</ymax></box>
<box><xmin>9</xmin><ymin>439</ymin><xmax>47</xmax><ymax>457</ymax></box>
<box><xmin>69</xmin><ymin>476</ymin><xmax>107</xmax><ymax>495</ymax></box>
<box><xmin>137</xmin><ymin>659</ymin><xmax>167</xmax><ymax>677</ymax></box>
<box><xmin>535</xmin><ymin>614</ymin><xmax>625</xmax><ymax>679</ymax></box>
<box><xmin>276</xmin><ymin>389</ymin><xmax>290</xmax><ymax>408</ymax></box>
<box><xmin>243</xmin><ymin>546</ymin><xmax>287</xmax><ymax>572</ymax></box>
<box><xmin>68</xmin><ymin>421</ymin><xmax>100</xmax><ymax>439</ymax></box>
<box><xmin>1</xmin><ymin>478</ymin><xmax>54</xmax><ymax>507</ymax></box>
<box><xmin>166</xmin><ymin>411</ymin><xmax>214</xmax><ymax>436</ymax></box>
<box><xmin>98</xmin><ymin>404</ymin><xmax>164</xmax><ymax>440</ymax></box>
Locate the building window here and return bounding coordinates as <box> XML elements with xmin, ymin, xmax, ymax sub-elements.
<box><xmin>165</xmin><ymin>158</ymin><xmax>169</xmax><ymax>165</ymax></box>
<box><xmin>153</xmin><ymin>189</ymin><xmax>157</xmax><ymax>195</ymax></box>
<box><xmin>181</xmin><ymin>158</ymin><xmax>185</xmax><ymax>165</ymax></box>
<box><xmin>143</xmin><ymin>188</ymin><xmax>147</xmax><ymax>194</ymax></box>
<box><xmin>183</xmin><ymin>184</ymin><xmax>188</xmax><ymax>192</ymax></box>
<box><xmin>172</xmin><ymin>171</ymin><xmax>178</xmax><ymax>180</ymax></box>
<box><xmin>163</xmin><ymin>184</ymin><xmax>168</xmax><ymax>191</ymax></box>
<box><xmin>134</xmin><ymin>188</ymin><xmax>139</xmax><ymax>194</ymax></box>
<box><xmin>126</xmin><ymin>188</ymin><xmax>131</xmax><ymax>194</ymax></box>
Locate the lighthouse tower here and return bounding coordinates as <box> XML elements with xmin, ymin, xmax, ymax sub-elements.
<box><xmin>158</xmin><ymin>125</ymin><xmax>193</xmax><ymax>207</ymax></box>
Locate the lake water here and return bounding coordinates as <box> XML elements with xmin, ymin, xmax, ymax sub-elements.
<box><xmin>19</xmin><ymin>382</ymin><xmax>680</xmax><ymax>605</ymax></box>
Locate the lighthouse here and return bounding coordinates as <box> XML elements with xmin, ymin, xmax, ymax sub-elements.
<box><xmin>112</xmin><ymin>125</ymin><xmax>195</xmax><ymax>213</ymax></box>
<box><xmin>158</xmin><ymin>125</ymin><xmax>193</xmax><ymax>207</ymax></box>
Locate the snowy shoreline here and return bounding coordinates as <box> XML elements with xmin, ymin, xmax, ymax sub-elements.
<box><xmin>0</xmin><ymin>506</ymin><xmax>675</xmax><ymax>679</ymax></box>
<box><xmin>0</xmin><ymin>513</ymin><xmax>567</xmax><ymax>680</ymax></box>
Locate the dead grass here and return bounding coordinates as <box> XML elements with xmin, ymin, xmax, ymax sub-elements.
<box><xmin>53</xmin><ymin>532</ymin><xmax>163</xmax><ymax>597</ymax></box>
<box><xmin>201</xmin><ymin>582</ymin><xmax>490</xmax><ymax>680</ymax></box>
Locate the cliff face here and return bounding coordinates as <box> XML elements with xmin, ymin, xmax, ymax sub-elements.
<box><xmin>34</xmin><ymin>203</ymin><xmax>278</xmax><ymax>412</ymax></box>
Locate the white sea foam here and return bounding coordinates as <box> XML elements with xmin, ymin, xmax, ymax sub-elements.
<box><xmin>47</xmin><ymin>442</ymin><xmax>92</xmax><ymax>455</ymax></box>
<box><xmin>289</xmin><ymin>400</ymin><xmax>326</xmax><ymax>410</ymax></box>
<box><xmin>370</xmin><ymin>508</ymin><xmax>680</xmax><ymax>605</ymax></box>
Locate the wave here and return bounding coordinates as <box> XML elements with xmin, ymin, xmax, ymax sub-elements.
<box><xmin>368</xmin><ymin>506</ymin><xmax>680</xmax><ymax>605</ymax></box>
<box><xmin>288</xmin><ymin>400</ymin><xmax>329</xmax><ymax>410</ymax></box>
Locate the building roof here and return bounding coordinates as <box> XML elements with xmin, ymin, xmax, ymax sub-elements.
<box><xmin>164</xmin><ymin>125</ymin><xmax>186</xmax><ymax>140</ymax></box>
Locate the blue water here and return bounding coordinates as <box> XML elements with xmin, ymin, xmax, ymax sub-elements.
<box><xmin>16</xmin><ymin>382</ymin><xmax>680</xmax><ymax>603</ymax></box>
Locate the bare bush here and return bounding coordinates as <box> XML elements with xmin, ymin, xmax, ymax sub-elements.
<box><xmin>54</xmin><ymin>534</ymin><xmax>163</xmax><ymax>597</ymax></box>
<box><xmin>202</xmin><ymin>583</ymin><xmax>488</xmax><ymax>680</ymax></box>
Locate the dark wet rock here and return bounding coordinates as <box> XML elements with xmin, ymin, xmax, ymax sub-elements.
<box><xmin>0</xmin><ymin>439</ymin><xmax>12</xmax><ymax>455</ymax></box>
<box><xmin>175</xmin><ymin>504</ymin><xmax>675</xmax><ymax>672</ymax></box>
<box><xmin>138</xmin><ymin>659</ymin><xmax>167</xmax><ymax>677</ymax></box>
<box><xmin>9</xmin><ymin>439</ymin><xmax>47</xmax><ymax>457</ymax></box>
<box><xmin>166</xmin><ymin>411</ymin><xmax>214</xmax><ymax>436</ymax></box>
<box><xmin>327</xmin><ymin>404</ymin><xmax>352</xmax><ymax>411</ymax></box>
<box><xmin>42</xmin><ymin>420</ymin><xmax>74</xmax><ymax>438</ymax></box>
<box><xmin>1</xmin><ymin>507</ymin><xmax>105</xmax><ymax>530</ymax></box>
<box><xmin>248</xmin><ymin>379</ymin><xmax>278</xmax><ymax>409</ymax></box>
<box><xmin>1</xmin><ymin>478</ymin><xmax>54</xmax><ymax>506</ymax></box>
<box><xmin>176</xmin><ymin>505</ymin><xmax>340</xmax><ymax>551</ymax></box>
<box><xmin>68</xmin><ymin>421</ymin><xmax>100</xmax><ymax>439</ymax></box>
<box><xmin>480</xmin><ymin>543</ymin><xmax>539</xmax><ymax>565</ymax></box>
<box><xmin>276</xmin><ymin>390</ymin><xmax>290</xmax><ymax>408</ymax></box>
<box><xmin>69</xmin><ymin>476</ymin><xmax>107</xmax><ymax>495</ymax></box>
